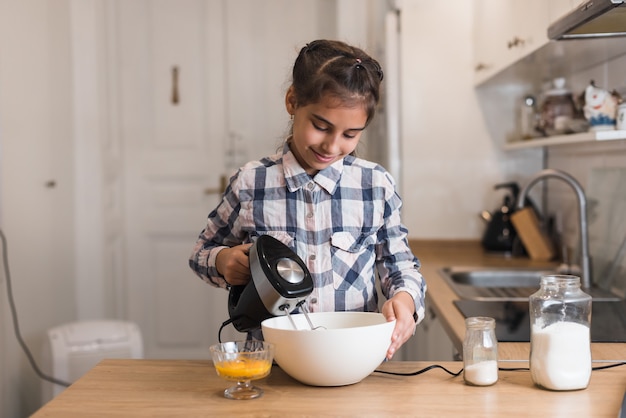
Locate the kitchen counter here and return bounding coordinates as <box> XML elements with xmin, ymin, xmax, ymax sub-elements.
<box><xmin>32</xmin><ymin>358</ymin><xmax>626</xmax><ymax>417</ymax></box>
<box><xmin>409</xmin><ymin>240</ymin><xmax>626</xmax><ymax>361</ymax></box>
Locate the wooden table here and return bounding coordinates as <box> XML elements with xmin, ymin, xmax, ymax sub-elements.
<box><xmin>32</xmin><ymin>359</ymin><xmax>626</xmax><ymax>417</ymax></box>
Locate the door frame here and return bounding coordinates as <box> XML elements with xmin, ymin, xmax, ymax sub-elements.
<box><xmin>70</xmin><ymin>0</ymin><xmax>125</xmax><ymax>320</ymax></box>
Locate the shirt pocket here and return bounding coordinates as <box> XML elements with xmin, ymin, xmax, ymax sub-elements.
<box><xmin>330</xmin><ymin>230</ymin><xmax>377</xmax><ymax>291</ymax></box>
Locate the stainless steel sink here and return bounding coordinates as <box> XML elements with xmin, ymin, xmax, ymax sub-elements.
<box><xmin>439</xmin><ymin>266</ymin><xmax>622</xmax><ymax>301</ymax></box>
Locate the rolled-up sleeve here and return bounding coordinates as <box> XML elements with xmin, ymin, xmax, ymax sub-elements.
<box><xmin>375</xmin><ymin>174</ymin><xmax>427</xmax><ymax>323</ymax></box>
<box><xmin>189</xmin><ymin>171</ymin><xmax>245</xmax><ymax>288</ymax></box>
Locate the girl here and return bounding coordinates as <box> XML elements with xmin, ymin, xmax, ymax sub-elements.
<box><xmin>189</xmin><ymin>39</ymin><xmax>426</xmax><ymax>359</ymax></box>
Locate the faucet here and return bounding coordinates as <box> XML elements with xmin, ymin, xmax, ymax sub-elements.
<box><xmin>516</xmin><ymin>169</ymin><xmax>591</xmax><ymax>289</ymax></box>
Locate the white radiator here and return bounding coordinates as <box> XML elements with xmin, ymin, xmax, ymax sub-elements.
<box><xmin>41</xmin><ymin>320</ymin><xmax>143</xmax><ymax>404</ymax></box>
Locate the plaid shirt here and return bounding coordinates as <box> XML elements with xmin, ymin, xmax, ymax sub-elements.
<box><xmin>189</xmin><ymin>143</ymin><xmax>426</xmax><ymax>322</ymax></box>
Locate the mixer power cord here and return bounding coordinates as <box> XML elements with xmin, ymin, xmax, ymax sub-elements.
<box><xmin>0</xmin><ymin>229</ymin><xmax>71</xmax><ymax>388</ymax></box>
<box><xmin>218</xmin><ymin>318</ymin><xmax>236</xmax><ymax>343</ymax></box>
<box><xmin>374</xmin><ymin>361</ymin><xmax>626</xmax><ymax>377</ymax></box>
<box><xmin>375</xmin><ymin>364</ymin><xmax>463</xmax><ymax>377</ymax></box>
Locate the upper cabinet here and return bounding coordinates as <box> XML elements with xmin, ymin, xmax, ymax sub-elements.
<box><xmin>473</xmin><ymin>0</ymin><xmax>511</xmax><ymax>81</ymax></box>
<box><xmin>475</xmin><ymin>0</ymin><xmax>626</xmax><ymax>87</ymax></box>
<box><xmin>473</xmin><ymin>0</ymin><xmax>626</xmax><ymax>148</ymax></box>
<box><xmin>473</xmin><ymin>0</ymin><xmax>550</xmax><ymax>85</ymax></box>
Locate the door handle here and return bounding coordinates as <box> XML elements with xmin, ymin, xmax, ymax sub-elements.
<box><xmin>204</xmin><ymin>175</ymin><xmax>228</xmax><ymax>195</ymax></box>
<box><xmin>171</xmin><ymin>66</ymin><xmax>179</xmax><ymax>105</ymax></box>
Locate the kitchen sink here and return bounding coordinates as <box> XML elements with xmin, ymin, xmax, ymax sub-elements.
<box><xmin>439</xmin><ymin>266</ymin><xmax>622</xmax><ymax>301</ymax></box>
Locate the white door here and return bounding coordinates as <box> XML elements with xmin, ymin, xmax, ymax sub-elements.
<box><xmin>118</xmin><ymin>0</ymin><xmax>235</xmax><ymax>359</ymax></box>
<box><xmin>117</xmin><ymin>0</ymin><xmax>321</xmax><ymax>359</ymax></box>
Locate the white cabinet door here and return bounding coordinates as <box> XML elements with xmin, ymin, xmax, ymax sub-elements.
<box><xmin>474</xmin><ymin>0</ymin><xmax>549</xmax><ymax>85</ymax></box>
<box><xmin>408</xmin><ymin>307</ymin><xmax>455</xmax><ymax>361</ymax></box>
<box><xmin>510</xmin><ymin>0</ymin><xmax>549</xmax><ymax>57</ymax></box>
<box><xmin>473</xmin><ymin>0</ymin><xmax>515</xmax><ymax>82</ymax></box>
<box><xmin>117</xmin><ymin>0</ymin><xmax>321</xmax><ymax>359</ymax></box>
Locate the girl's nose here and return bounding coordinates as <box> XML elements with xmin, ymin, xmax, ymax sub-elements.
<box><xmin>320</xmin><ymin>134</ymin><xmax>341</xmax><ymax>155</ymax></box>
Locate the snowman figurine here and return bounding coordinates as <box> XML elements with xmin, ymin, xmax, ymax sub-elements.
<box><xmin>584</xmin><ymin>81</ymin><xmax>618</xmax><ymax>131</ymax></box>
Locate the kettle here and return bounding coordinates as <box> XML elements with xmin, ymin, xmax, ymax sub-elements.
<box><xmin>227</xmin><ymin>234</ymin><xmax>314</xmax><ymax>332</ymax></box>
<box><xmin>480</xmin><ymin>182</ymin><xmax>522</xmax><ymax>254</ymax></box>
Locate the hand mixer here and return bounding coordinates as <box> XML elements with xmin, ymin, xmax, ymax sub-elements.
<box><xmin>227</xmin><ymin>234</ymin><xmax>316</xmax><ymax>333</ymax></box>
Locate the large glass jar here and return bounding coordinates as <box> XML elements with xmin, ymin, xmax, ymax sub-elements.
<box><xmin>463</xmin><ymin>316</ymin><xmax>498</xmax><ymax>386</ymax></box>
<box><xmin>538</xmin><ymin>77</ymin><xmax>578</xmax><ymax>136</ymax></box>
<box><xmin>529</xmin><ymin>275</ymin><xmax>592</xmax><ymax>391</ymax></box>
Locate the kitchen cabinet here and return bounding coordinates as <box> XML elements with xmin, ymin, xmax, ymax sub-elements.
<box><xmin>473</xmin><ymin>0</ymin><xmax>549</xmax><ymax>85</ymax></box>
<box><xmin>473</xmin><ymin>0</ymin><xmax>626</xmax><ymax>148</ymax></box>
<box><xmin>473</xmin><ymin>0</ymin><xmax>512</xmax><ymax>82</ymax></box>
<box><xmin>411</xmin><ymin>306</ymin><xmax>457</xmax><ymax>361</ymax></box>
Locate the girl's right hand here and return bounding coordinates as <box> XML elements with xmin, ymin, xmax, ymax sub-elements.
<box><xmin>215</xmin><ymin>243</ymin><xmax>253</xmax><ymax>286</ymax></box>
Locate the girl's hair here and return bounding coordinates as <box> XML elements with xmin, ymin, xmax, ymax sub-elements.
<box><xmin>291</xmin><ymin>39</ymin><xmax>384</xmax><ymax>125</ymax></box>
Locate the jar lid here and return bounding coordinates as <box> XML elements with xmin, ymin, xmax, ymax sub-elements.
<box><xmin>465</xmin><ymin>316</ymin><xmax>495</xmax><ymax>329</ymax></box>
<box><xmin>540</xmin><ymin>274</ymin><xmax>581</xmax><ymax>287</ymax></box>
<box><xmin>545</xmin><ymin>77</ymin><xmax>571</xmax><ymax>96</ymax></box>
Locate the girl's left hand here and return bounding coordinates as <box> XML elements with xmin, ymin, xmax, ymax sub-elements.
<box><xmin>381</xmin><ymin>292</ymin><xmax>416</xmax><ymax>360</ymax></box>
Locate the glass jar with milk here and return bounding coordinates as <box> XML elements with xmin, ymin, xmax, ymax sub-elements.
<box><xmin>463</xmin><ymin>317</ymin><xmax>498</xmax><ymax>386</ymax></box>
<box><xmin>529</xmin><ymin>275</ymin><xmax>592</xmax><ymax>391</ymax></box>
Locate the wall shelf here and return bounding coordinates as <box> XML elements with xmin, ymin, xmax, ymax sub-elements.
<box><xmin>504</xmin><ymin>130</ymin><xmax>626</xmax><ymax>150</ymax></box>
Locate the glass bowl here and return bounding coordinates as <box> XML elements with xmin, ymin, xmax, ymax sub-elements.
<box><xmin>209</xmin><ymin>340</ymin><xmax>274</xmax><ymax>400</ymax></box>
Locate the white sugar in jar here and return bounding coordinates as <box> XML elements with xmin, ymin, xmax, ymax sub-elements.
<box><xmin>463</xmin><ymin>317</ymin><xmax>498</xmax><ymax>386</ymax></box>
<box><xmin>530</xmin><ymin>321</ymin><xmax>591</xmax><ymax>390</ymax></box>
<box><xmin>529</xmin><ymin>275</ymin><xmax>592</xmax><ymax>391</ymax></box>
<box><xmin>464</xmin><ymin>360</ymin><xmax>499</xmax><ymax>386</ymax></box>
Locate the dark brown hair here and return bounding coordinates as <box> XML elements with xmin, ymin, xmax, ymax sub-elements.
<box><xmin>290</xmin><ymin>40</ymin><xmax>384</xmax><ymax>125</ymax></box>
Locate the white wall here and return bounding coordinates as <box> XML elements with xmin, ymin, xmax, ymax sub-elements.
<box><xmin>398</xmin><ymin>0</ymin><xmax>540</xmax><ymax>240</ymax></box>
<box><xmin>0</xmin><ymin>1</ymin><xmax>76</xmax><ymax>416</ymax></box>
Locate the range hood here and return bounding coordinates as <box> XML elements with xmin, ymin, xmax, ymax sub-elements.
<box><xmin>548</xmin><ymin>0</ymin><xmax>626</xmax><ymax>40</ymax></box>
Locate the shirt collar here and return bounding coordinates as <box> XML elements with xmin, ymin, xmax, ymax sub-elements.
<box><xmin>282</xmin><ymin>141</ymin><xmax>344</xmax><ymax>195</ymax></box>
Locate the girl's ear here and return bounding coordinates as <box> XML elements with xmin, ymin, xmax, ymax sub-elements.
<box><xmin>285</xmin><ymin>86</ymin><xmax>297</xmax><ymax>115</ymax></box>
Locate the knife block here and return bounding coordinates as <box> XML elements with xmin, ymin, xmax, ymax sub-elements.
<box><xmin>511</xmin><ymin>207</ymin><xmax>555</xmax><ymax>261</ymax></box>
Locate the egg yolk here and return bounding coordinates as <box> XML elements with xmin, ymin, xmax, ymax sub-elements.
<box><xmin>215</xmin><ymin>359</ymin><xmax>271</xmax><ymax>380</ymax></box>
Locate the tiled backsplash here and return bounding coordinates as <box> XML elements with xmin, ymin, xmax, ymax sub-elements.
<box><xmin>547</xmin><ymin>147</ymin><xmax>626</xmax><ymax>298</ymax></box>
<box><xmin>588</xmin><ymin>167</ymin><xmax>626</xmax><ymax>296</ymax></box>
<box><xmin>546</xmin><ymin>143</ymin><xmax>626</xmax><ymax>296</ymax></box>
<box><xmin>542</xmin><ymin>49</ymin><xmax>626</xmax><ymax>296</ymax></box>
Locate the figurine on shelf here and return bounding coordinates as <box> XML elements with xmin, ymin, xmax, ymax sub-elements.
<box><xmin>583</xmin><ymin>80</ymin><xmax>618</xmax><ymax>131</ymax></box>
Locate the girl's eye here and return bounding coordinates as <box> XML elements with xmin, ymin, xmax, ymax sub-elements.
<box><xmin>344</xmin><ymin>132</ymin><xmax>356</xmax><ymax>139</ymax></box>
<box><xmin>312</xmin><ymin>122</ymin><xmax>328</xmax><ymax>132</ymax></box>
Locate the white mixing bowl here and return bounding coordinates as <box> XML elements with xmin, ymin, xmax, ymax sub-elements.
<box><xmin>261</xmin><ymin>312</ymin><xmax>395</xmax><ymax>386</ymax></box>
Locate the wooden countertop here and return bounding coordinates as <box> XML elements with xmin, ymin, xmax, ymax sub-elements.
<box><xmin>32</xmin><ymin>359</ymin><xmax>626</xmax><ymax>417</ymax></box>
<box><xmin>408</xmin><ymin>240</ymin><xmax>626</xmax><ymax>361</ymax></box>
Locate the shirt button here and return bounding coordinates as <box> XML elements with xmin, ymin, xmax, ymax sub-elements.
<box><xmin>307</xmin><ymin>212</ymin><xmax>314</xmax><ymax>218</ymax></box>
<box><xmin>309</xmin><ymin>255</ymin><xmax>316</xmax><ymax>261</ymax></box>
<box><xmin>309</xmin><ymin>298</ymin><xmax>318</xmax><ymax>304</ymax></box>
<box><xmin>307</xmin><ymin>182</ymin><xmax>315</xmax><ymax>190</ymax></box>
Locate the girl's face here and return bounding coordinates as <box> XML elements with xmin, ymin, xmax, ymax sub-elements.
<box><xmin>286</xmin><ymin>89</ymin><xmax>368</xmax><ymax>176</ymax></box>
